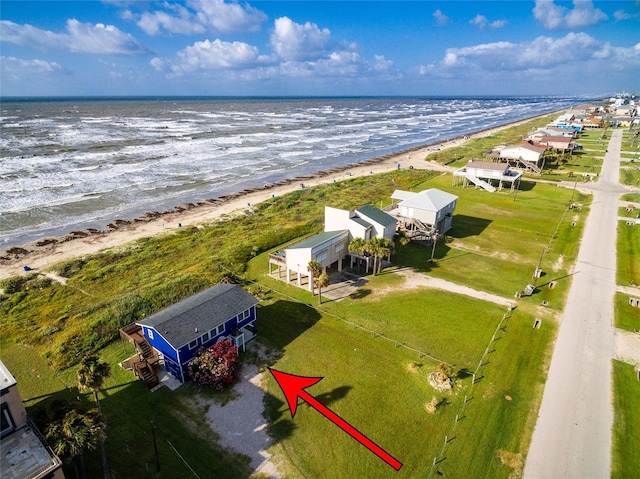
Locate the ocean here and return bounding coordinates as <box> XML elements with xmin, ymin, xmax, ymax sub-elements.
<box><xmin>0</xmin><ymin>96</ymin><xmax>587</xmax><ymax>247</ymax></box>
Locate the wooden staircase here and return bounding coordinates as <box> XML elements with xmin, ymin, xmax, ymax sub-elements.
<box><xmin>135</xmin><ymin>338</ymin><xmax>155</xmax><ymax>361</ymax></box>
<box><xmin>517</xmin><ymin>157</ymin><xmax>542</xmax><ymax>174</ymax></box>
<box><xmin>135</xmin><ymin>361</ymin><xmax>159</xmax><ymax>389</ymax></box>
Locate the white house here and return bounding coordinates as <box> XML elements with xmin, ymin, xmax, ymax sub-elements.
<box><xmin>453</xmin><ymin>160</ymin><xmax>523</xmax><ymax>193</ymax></box>
<box><xmin>495</xmin><ymin>143</ymin><xmax>546</xmax><ymax>165</ymax></box>
<box><xmin>390</xmin><ymin>188</ymin><xmax>458</xmax><ymax>234</ymax></box>
<box><xmin>269</xmin><ymin>205</ymin><xmax>396</xmax><ymax>290</ymax></box>
<box><xmin>528</xmin><ymin>127</ymin><xmax>575</xmax><ymax>140</ymax></box>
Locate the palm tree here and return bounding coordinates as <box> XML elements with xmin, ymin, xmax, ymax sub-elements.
<box><xmin>46</xmin><ymin>409</ymin><xmax>104</xmax><ymax>479</ymax></box>
<box><xmin>348</xmin><ymin>237</ymin><xmax>367</xmax><ymax>272</ymax></box>
<box><xmin>394</xmin><ymin>230</ymin><xmax>410</xmax><ymax>264</ymax></box>
<box><xmin>365</xmin><ymin>237</ymin><xmax>383</xmax><ymax>276</ymax></box>
<box><xmin>77</xmin><ymin>353</ymin><xmax>111</xmax><ymax>479</ymax></box>
<box><xmin>315</xmin><ymin>272</ymin><xmax>330</xmax><ymax>306</ymax></box>
<box><xmin>77</xmin><ymin>354</ymin><xmax>111</xmax><ymax>416</ymax></box>
<box><xmin>307</xmin><ymin>260</ymin><xmax>322</xmax><ymax>296</ymax></box>
<box><xmin>376</xmin><ymin>238</ymin><xmax>393</xmax><ymax>274</ymax></box>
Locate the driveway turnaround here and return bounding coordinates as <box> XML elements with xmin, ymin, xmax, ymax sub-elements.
<box><xmin>524</xmin><ymin>130</ymin><xmax>627</xmax><ymax>479</ymax></box>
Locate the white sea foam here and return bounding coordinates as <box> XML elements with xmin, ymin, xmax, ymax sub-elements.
<box><xmin>0</xmin><ymin>96</ymin><xmax>589</xmax><ymax>245</ymax></box>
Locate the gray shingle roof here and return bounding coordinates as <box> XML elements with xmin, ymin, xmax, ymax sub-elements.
<box><xmin>137</xmin><ymin>284</ymin><xmax>258</xmax><ymax>349</ymax></box>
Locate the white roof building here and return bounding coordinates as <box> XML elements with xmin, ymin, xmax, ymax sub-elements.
<box><xmin>390</xmin><ymin>188</ymin><xmax>458</xmax><ymax>234</ymax></box>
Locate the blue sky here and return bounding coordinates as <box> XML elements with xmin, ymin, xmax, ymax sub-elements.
<box><xmin>1</xmin><ymin>1</ymin><xmax>639</xmax><ymax>97</ymax></box>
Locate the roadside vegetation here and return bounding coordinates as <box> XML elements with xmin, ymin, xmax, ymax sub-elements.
<box><xmin>612</xmin><ymin>360</ymin><xmax>640</xmax><ymax>479</ymax></box>
<box><xmin>0</xmin><ymin>116</ymin><xmax>614</xmax><ymax>478</ymax></box>
<box><xmin>617</xmin><ymin>219</ymin><xmax>640</xmax><ymax>287</ymax></box>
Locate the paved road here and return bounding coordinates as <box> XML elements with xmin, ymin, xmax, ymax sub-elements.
<box><xmin>524</xmin><ymin>130</ymin><xmax>628</xmax><ymax>479</ymax></box>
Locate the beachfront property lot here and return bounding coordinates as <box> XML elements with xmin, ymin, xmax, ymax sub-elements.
<box><xmin>250</xmin><ymin>173</ymin><xmax>584</xmax><ymax>478</ymax></box>
<box><xmin>0</xmin><ymin>119</ymin><xmax>594</xmax><ymax>478</ymax></box>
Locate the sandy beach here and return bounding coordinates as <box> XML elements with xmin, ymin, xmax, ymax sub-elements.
<box><xmin>0</xmin><ymin>113</ymin><xmax>554</xmax><ymax>280</ymax></box>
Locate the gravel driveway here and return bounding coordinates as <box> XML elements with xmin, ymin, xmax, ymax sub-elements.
<box><xmin>201</xmin><ymin>349</ymin><xmax>281</xmax><ymax>478</ymax></box>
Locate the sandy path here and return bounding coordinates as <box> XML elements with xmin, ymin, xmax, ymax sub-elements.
<box><xmin>0</xmin><ymin>113</ymin><xmax>556</xmax><ymax>281</ymax></box>
<box><xmin>390</xmin><ymin>267</ymin><xmax>514</xmax><ymax>307</ymax></box>
<box><xmin>614</xmin><ymin>329</ymin><xmax>640</xmax><ymax>368</ymax></box>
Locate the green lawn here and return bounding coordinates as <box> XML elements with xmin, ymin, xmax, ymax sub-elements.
<box><xmin>617</xmin><ymin>220</ymin><xmax>640</xmax><ymax>287</ymax></box>
<box><xmin>0</xmin><ymin>340</ymin><xmax>252</xmax><ymax>479</ymax></box>
<box><xmin>256</xmin><ymin>283</ymin><xmax>553</xmax><ymax>479</ymax></box>
<box><xmin>612</xmin><ymin>360</ymin><xmax>640</xmax><ymax>479</ymax></box>
<box><xmin>614</xmin><ymin>292</ymin><xmax>640</xmax><ymax>332</ymax></box>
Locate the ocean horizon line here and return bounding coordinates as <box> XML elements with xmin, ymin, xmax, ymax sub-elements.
<box><xmin>0</xmin><ymin>93</ymin><xmax>605</xmax><ymax>103</ymax></box>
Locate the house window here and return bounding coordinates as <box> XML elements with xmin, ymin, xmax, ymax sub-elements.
<box><xmin>316</xmin><ymin>252</ymin><xmax>328</xmax><ymax>262</ymax></box>
<box><xmin>147</xmin><ymin>329</ymin><xmax>154</xmax><ymax>340</ymax></box>
<box><xmin>188</xmin><ymin>339</ymin><xmax>198</xmax><ymax>350</ymax></box>
<box><xmin>240</xmin><ymin>309</ymin><xmax>250</xmax><ymax>320</ymax></box>
<box><xmin>1</xmin><ymin>404</ymin><xmax>14</xmax><ymax>438</ymax></box>
<box><xmin>201</xmin><ymin>332</ymin><xmax>210</xmax><ymax>343</ymax></box>
<box><xmin>216</xmin><ymin>324</ymin><xmax>225</xmax><ymax>336</ymax></box>
<box><xmin>335</xmin><ymin>244</ymin><xmax>344</xmax><ymax>253</ymax></box>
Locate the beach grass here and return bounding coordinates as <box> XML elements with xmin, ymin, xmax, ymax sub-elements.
<box><xmin>612</xmin><ymin>360</ymin><xmax>640</xmax><ymax>479</ymax></box>
<box><xmin>0</xmin><ymin>169</ymin><xmax>436</xmax><ymax>370</ymax></box>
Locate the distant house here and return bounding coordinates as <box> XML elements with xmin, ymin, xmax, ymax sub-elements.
<box><xmin>1</xmin><ymin>360</ymin><xmax>65</xmax><ymax>479</ymax></box>
<box><xmin>493</xmin><ymin>143</ymin><xmax>546</xmax><ymax>167</ymax></box>
<box><xmin>136</xmin><ymin>284</ymin><xmax>259</xmax><ymax>383</ymax></box>
<box><xmin>389</xmin><ymin>188</ymin><xmax>458</xmax><ymax>234</ymax></box>
<box><xmin>535</xmin><ymin>135</ymin><xmax>576</xmax><ymax>152</ymax></box>
<box><xmin>614</xmin><ymin>105</ymin><xmax>635</xmax><ymax>117</ymax></box>
<box><xmin>268</xmin><ymin>205</ymin><xmax>396</xmax><ymax>289</ymax></box>
<box><xmin>453</xmin><ymin>160</ymin><xmax>523</xmax><ymax>193</ymax></box>
<box><xmin>527</xmin><ymin>127</ymin><xmax>575</xmax><ymax>140</ymax></box>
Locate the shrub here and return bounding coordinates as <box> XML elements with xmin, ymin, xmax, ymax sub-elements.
<box><xmin>188</xmin><ymin>339</ymin><xmax>240</xmax><ymax>390</ymax></box>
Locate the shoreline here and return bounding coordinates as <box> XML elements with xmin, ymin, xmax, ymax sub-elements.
<box><xmin>0</xmin><ymin>111</ymin><xmax>558</xmax><ymax>280</ymax></box>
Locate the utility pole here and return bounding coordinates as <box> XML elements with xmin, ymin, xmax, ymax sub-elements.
<box><xmin>570</xmin><ymin>176</ymin><xmax>578</xmax><ymax>206</ymax></box>
<box><xmin>532</xmin><ymin>246</ymin><xmax>545</xmax><ymax>287</ymax></box>
<box><xmin>151</xmin><ymin>421</ymin><xmax>160</xmax><ymax>474</ymax></box>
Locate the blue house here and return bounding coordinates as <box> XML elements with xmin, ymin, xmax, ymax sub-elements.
<box><xmin>136</xmin><ymin>283</ymin><xmax>259</xmax><ymax>383</ymax></box>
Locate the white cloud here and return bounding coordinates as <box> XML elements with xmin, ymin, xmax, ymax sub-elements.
<box><xmin>533</xmin><ymin>0</ymin><xmax>607</xmax><ymax>29</ymax></box>
<box><xmin>433</xmin><ymin>9</ymin><xmax>450</xmax><ymax>26</ymax></box>
<box><xmin>152</xmin><ymin>38</ymin><xmax>264</xmax><ymax>75</ymax></box>
<box><xmin>0</xmin><ymin>19</ymin><xmax>150</xmax><ymax>55</ymax></box>
<box><xmin>270</xmin><ymin>17</ymin><xmax>332</xmax><ymax>61</ymax></box>
<box><xmin>137</xmin><ymin>0</ymin><xmax>267</xmax><ymax>35</ymax></box>
<box><xmin>191</xmin><ymin>0</ymin><xmax>267</xmax><ymax>33</ymax></box>
<box><xmin>469</xmin><ymin>15</ymin><xmax>507</xmax><ymax>30</ymax></box>
<box><xmin>421</xmin><ymin>33</ymin><xmax>639</xmax><ymax>76</ymax></box>
<box><xmin>1</xmin><ymin>56</ymin><xmax>65</xmax><ymax>76</ymax></box>
<box><xmin>138</xmin><ymin>3</ymin><xmax>204</xmax><ymax>35</ymax></box>
<box><xmin>151</xmin><ymin>15</ymin><xmax>397</xmax><ymax>84</ymax></box>
<box><xmin>613</xmin><ymin>9</ymin><xmax>640</xmax><ymax>21</ymax></box>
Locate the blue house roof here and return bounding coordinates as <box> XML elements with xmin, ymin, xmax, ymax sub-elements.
<box><xmin>137</xmin><ymin>284</ymin><xmax>258</xmax><ymax>349</ymax></box>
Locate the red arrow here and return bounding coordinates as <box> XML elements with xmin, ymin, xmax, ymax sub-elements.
<box><xmin>268</xmin><ymin>368</ymin><xmax>402</xmax><ymax>471</ymax></box>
